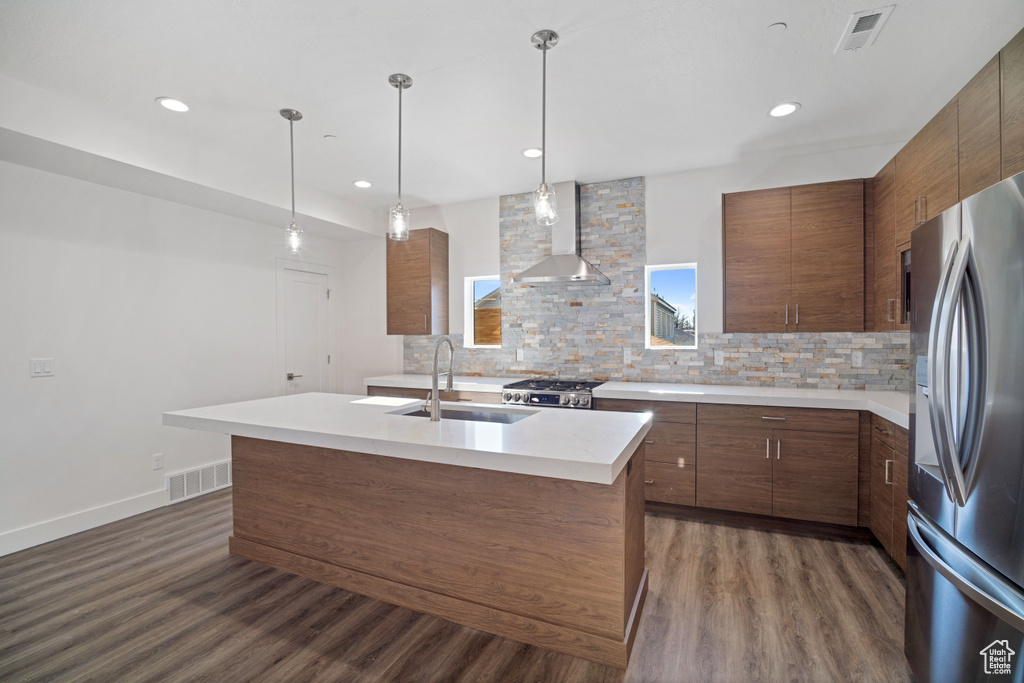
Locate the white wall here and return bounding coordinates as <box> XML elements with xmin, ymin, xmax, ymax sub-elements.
<box><xmin>0</xmin><ymin>160</ymin><xmax>390</xmax><ymax>555</ymax></box>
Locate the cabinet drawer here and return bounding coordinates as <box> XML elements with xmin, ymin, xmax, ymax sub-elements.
<box><xmin>595</xmin><ymin>398</ymin><xmax>696</xmax><ymax>424</ymax></box>
<box><xmin>871</xmin><ymin>415</ymin><xmax>896</xmax><ymax>448</ymax></box>
<box><xmin>894</xmin><ymin>424</ymin><xmax>909</xmax><ymax>457</ymax></box>
<box><xmin>643</xmin><ymin>422</ymin><xmax>696</xmax><ymax>464</ymax></box>
<box><xmin>697</xmin><ymin>403</ymin><xmax>858</xmax><ymax>433</ymax></box>
<box><xmin>645</xmin><ymin>461</ymin><xmax>695</xmax><ymax>506</ymax></box>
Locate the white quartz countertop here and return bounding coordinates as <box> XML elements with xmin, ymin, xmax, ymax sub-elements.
<box><xmin>163</xmin><ymin>392</ymin><xmax>651</xmax><ymax>485</ymax></box>
<box><xmin>365</xmin><ymin>374</ymin><xmax>507</xmax><ymax>393</ymax></box>
<box><xmin>364</xmin><ymin>375</ymin><xmax>910</xmax><ymax>429</ymax></box>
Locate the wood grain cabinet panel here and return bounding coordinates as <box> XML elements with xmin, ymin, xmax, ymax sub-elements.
<box><xmin>723</xmin><ymin>188</ymin><xmax>792</xmax><ymax>332</ymax></box>
<box><xmin>892</xmin><ymin>449</ymin><xmax>909</xmax><ymax>571</ymax></box>
<box><xmin>790</xmin><ymin>180</ymin><xmax>865</xmax><ymax>332</ymax></box>
<box><xmin>696</xmin><ymin>404</ymin><xmax>858</xmax><ymax>434</ymax></box>
<box><xmin>1003</xmin><ymin>27</ymin><xmax>1024</xmax><ymax>179</ymax></box>
<box><xmin>895</xmin><ymin>99</ymin><xmax>959</xmax><ymax>247</ymax></box>
<box><xmin>645</xmin><ymin>461</ymin><xmax>696</xmax><ymax>506</ymax></box>
<box><xmin>386</xmin><ymin>228</ymin><xmax>449</xmax><ymax>335</ymax></box>
<box><xmin>595</xmin><ymin>398</ymin><xmax>696</xmax><ymax>424</ymax></box>
<box><xmin>772</xmin><ymin>429</ymin><xmax>859</xmax><ymax>526</ymax></box>
<box><xmin>696</xmin><ymin>425</ymin><xmax>773</xmax><ymax>516</ymax></box>
<box><xmin>643</xmin><ymin>422</ymin><xmax>696</xmax><ymax>465</ymax></box>
<box><xmin>873</xmin><ymin>160</ymin><xmax>898</xmax><ymax>331</ymax></box>
<box><xmin>959</xmin><ymin>55</ymin><xmax>1003</xmax><ymax>198</ymax></box>
<box><xmin>869</xmin><ymin>435</ymin><xmax>895</xmax><ymax>554</ymax></box>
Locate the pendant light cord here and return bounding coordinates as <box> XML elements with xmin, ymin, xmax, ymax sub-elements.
<box><xmin>397</xmin><ymin>84</ymin><xmax>403</xmax><ymax>203</ymax></box>
<box><xmin>541</xmin><ymin>45</ymin><xmax>547</xmax><ymax>186</ymax></box>
<box><xmin>289</xmin><ymin>118</ymin><xmax>296</xmax><ymax>223</ymax></box>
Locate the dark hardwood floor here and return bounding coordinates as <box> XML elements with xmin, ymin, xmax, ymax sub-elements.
<box><xmin>0</xmin><ymin>489</ymin><xmax>911</xmax><ymax>682</ymax></box>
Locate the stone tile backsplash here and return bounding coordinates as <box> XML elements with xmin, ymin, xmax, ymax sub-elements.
<box><xmin>403</xmin><ymin>176</ymin><xmax>913</xmax><ymax>392</ymax></box>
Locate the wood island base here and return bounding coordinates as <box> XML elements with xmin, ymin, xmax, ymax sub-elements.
<box><xmin>228</xmin><ymin>436</ymin><xmax>648</xmax><ymax>669</ymax></box>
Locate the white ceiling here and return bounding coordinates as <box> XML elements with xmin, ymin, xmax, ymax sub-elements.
<box><xmin>1</xmin><ymin>0</ymin><xmax>1023</xmax><ymax>232</ymax></box>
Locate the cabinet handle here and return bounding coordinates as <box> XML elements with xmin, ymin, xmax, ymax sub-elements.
<box><xmin>645</xmin><ymin>479</ymin><xmax>655</xmax><ymax>485</ymax></box>
<box><xmin>795</xmin><ymin>304</ymin><xmax>799</xmax><ymax>325</ymax></box>
<box><xmin>919</xmin><ymin>195</ymin><xmax>927</xmax><ymax>224</ymax></box>
<box><xmin>874</xmin><ymin>425</ymin><xmax>891</xmax><ymax>436</ymax></box>
<box><xmin>761</xmin><ymin>416</ymin><xmax>786</xmax><ymax>421</ymax></box>
<box><xmin>644</xmin><ymin>439</ymin><xmax>655</xmax><ymax>444</ymax></box>
<box><xmin>766</xmin><ymin>437</ymin><xmax>770</xmax><ymax>459</ymax></box>
<box><xmin>785</xmin><ymin>304</ymin><xmax>789</xmax><ymax>325</ymax></box>
<box><xmin>777</xmin><ymin>438</ymin><xmax>781</xmax><ymax>460</ymax></box>
<box><xmin>424</xmin><ymin>314</ymin><xmax>428</xmax><ymax>330</ymax></box>
<box><xmin>887</xmin><ymin>298</ymin><xmax>895</xmax><ymax>322</ymax></box>
<box><xmin>885</xmin><ymin>459</ymin><xmax>893</xmax><ymax>485</ymax></box>
<box><xmin>913</xmin><ymin>197</ymin><xmax>919</xmax><ymax>225</ymax></box>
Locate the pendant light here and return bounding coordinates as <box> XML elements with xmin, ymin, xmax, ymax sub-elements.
<box><xmin>532</xmin><ymin>29</ymin><xmax>559</xmax><ymax>226</ymax></box>
<box><xmin>388</xmin><ymin>73</ymin><xmax>413</xmax><ymax>241</ymax></box>
<box><xmin>280</xmin><ymin>108</ymin><xmax>303</xmax><ymax>254</ymax></box>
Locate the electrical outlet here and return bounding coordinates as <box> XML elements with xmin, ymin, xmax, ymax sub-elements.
<box><xmin>852</xmin><ymin>350</ymin><xmax>864</xmax><ymax>368</ymax></box>
<box><xmin>152</xmin><ymin>453</ymin><xmax>164</xmax><ymax>471</ymax></box>
<box><xmin>714</xmin><ymin>350</ymin><xmax>725</xmax><ymax>366</ymax></box>
<box><xmin>623</xmin><ymin>348</ymin><xmax>632</xmax><ymax>364</ymax></box>
<box><xmin>516</xmin><ymin>348</ymin><xmax>524</xmax><ymax>362</ymax></box>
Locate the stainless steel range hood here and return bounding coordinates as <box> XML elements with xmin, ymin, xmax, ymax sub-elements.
<box><xmin>512</xmin><ymin>181</ymin><xmax>610</xmax><ymax>286</ymax></box>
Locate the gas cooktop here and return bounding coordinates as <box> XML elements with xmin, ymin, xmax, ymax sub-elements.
<box><xmin>501</xmin><ymin>379</ymin><xmax>604</xmax><ymax>409</ymax></box>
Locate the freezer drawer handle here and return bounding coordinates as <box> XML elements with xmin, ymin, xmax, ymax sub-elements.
<box><xmin>907</xmin><ymin>503</ymin><xmax>1024</xmax><ymax>633</ymax></box>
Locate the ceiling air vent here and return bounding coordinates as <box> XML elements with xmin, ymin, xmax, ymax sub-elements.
<box><xmin>835</xmin><ymin>5</ymin><xmax>895</xmax><ymax>53</ymax></box>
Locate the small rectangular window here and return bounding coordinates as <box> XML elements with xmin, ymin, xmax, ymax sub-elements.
<box><xmin>645</xmin><ymin>264</ymin><xmax>697</xmax><ymax>349</ymax></box>
<box><xmin>465</xmin><ymin>276</ymin><xmax>501</xmax><ymax>347</ymax></box>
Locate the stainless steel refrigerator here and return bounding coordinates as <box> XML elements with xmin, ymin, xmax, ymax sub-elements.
<box><xmin>907</xmin><ymin>170</ymin><xmax>1024</xmax><ymax>682</ymax></box>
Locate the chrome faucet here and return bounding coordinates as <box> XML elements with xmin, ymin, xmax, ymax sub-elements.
<box><xmin>429</xmin><ymin>336</ymin><xmax>455</xmax><ymax>421</ymax></box>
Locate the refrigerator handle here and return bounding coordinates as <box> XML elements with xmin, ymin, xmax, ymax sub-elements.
<box><xmin>928</xmin><ymin>241</ymin><xmax>965</xmax><ymax>505</ymax></box>
<box><xmin>936</xmin><ymin>239</ymin><xmax>975</xmax><ymax>506</ymax></box>
<box><xmin>908</xmin><ymin>503</ymin><xmax>1024</xmax><ymax>632</ymax></box>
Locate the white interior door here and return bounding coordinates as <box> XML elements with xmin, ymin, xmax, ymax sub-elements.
<box><xmin>280</xmin><ymin>268</ymin><xmax>330</xmax><ymax>395</ymax></box>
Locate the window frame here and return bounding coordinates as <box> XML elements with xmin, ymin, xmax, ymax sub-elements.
<box><xmin>463</xmin><ymin>275</ymin><xmax>502</xmax><ymax>348</ymax></box>
<box><xmin>644</xmin><ymin>263</ymin><xmax>698</xmax><ymax>350</ymax></box>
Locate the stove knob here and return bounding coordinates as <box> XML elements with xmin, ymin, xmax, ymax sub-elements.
<box><xmin>513</xmin><ymin>393</ymin><xmax>521</xmax><ymax>402</ymax></box>
<box><xmin>571</xmin><ymin>396</ymin><xmax>580</xmax><ymax>406</ymax></box>
<box><xmin>503</xmin><ymin>393</ymin><xmax>512</xmax><ymax>401</ymax></box>
<box><xmin>561</xmin><ymin>395</ymin><xmax>570</xmax><ymax>405</ymax></box>
<box><xmin>522</xmin><ymin>393</ymin><xmax>531</xmax><ymax>403</ymax></box>
<box><xmin>581</xmin><ymin>396</ymin><xmax>590</xmax><ymax>406</ymax></box>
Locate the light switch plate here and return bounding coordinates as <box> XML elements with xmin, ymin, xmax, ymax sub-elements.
<box><xmin>714</xmin><ymin>350</ymin><xmax>724</xmax><ymax>366</ymax></box>
<box><xmin>152</xmin><ymin>453</ymin><xmax>164</xmax><ymax>470</ymax></box>
<box><xmin>30</xmin><ymin>358</ymin><xmax>55</xmax><ymax>377</ymax></box>
<box><xmin>516</xmin><ymin>348</ymin><xmax>524</xmax><ymax>362</ymax></box>
<box><xmin>852</xmin><ymin>350</ymin><xmax>864</xmax><ymax>368</ymax></box>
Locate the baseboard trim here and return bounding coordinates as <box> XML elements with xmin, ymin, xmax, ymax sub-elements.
<box><xmin>0</xmin><ymin>489</ymin><xmax>166</xmax><ymax>557</ymax></box>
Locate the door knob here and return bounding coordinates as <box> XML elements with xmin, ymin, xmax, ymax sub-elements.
<box><xmin>287</xmin><ymin>373</ymin><xmax>303</xmax><ymax>380</ymax></box>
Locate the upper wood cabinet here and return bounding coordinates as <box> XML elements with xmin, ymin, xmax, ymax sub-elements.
<box><xmin>723</xmin><ymin>187</ymin><xmax>792</xmax><ymax>333</ymax></box>
<box><xmin>723</xmin><ymin>180</ymin><xmax>864</xmax><ymax>333</ymax></box>
<box><xmin>791</xmin><ymin>181</ymin><xmax>865</xmax><ymax>332</ymax></box>
<box><xmin>1003</xmin><ymin>27</ymin><xmax>1024</xmax><ymax>179</ymax></box>
<box><xmin>895</xmin><ymin>98</ymin><xmax>959</xmax><ymax>246</ymax></box>
<box><xmin>386</xmin><ymin>227</ymin><xmax>449</xmax><ymax>335</ymax></box>
<box><xmin>959</xmin><ymin>55</ymin><xmax>1003</xmax><ymax>198</ymax></box>
<box><xmin>872</xmin><ymin>161</ymin><xmax>897</xmax><ymax>331</ymax></box>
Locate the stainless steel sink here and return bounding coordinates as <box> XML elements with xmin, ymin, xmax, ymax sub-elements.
<box><xmin>397</xmin><ymin>408</ymin><xmax>532</xmax><ymax>424</ymax></box>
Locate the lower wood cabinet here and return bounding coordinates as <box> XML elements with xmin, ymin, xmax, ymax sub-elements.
<box><xmin>644</xmin><ymin>461</ymin><xmax>695</xmax><ymax>507</ymax></box>
<box><xmin>696</xmin><ymin>416</ymin><xmax>859</xmax><ymax>526</ymax></box>
<box><xmin>868</xmin><ymin>414</ymin><xmax>910</xmax><ymax>570</ymax></box>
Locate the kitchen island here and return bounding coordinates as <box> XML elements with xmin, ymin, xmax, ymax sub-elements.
<box><xmin>163</xmin><ymin>392</ymin><xmax>651</xmax><ymax>668</ymax></box>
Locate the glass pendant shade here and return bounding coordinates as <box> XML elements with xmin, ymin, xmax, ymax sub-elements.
<box><xmin>286</xmin><ymin>221</ymin><xmax>303</xmax><ymax>254</ymax></box>
<box><xmin>388</xmin><ymin>203</ymin><xmax>410</xmax><ymax>241</ymax></box>
<box><xmin>533</xmin><ymin>182</ymin><xmax>559</xmax><ymax>226</ymax></box>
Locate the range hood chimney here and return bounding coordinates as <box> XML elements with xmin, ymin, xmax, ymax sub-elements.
<box><xmin>512</xmin><ymin>181</ymin><xmax>610</xmax><ymax>286</ymax></box>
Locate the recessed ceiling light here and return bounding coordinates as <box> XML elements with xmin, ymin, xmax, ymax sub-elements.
<box><xmin>764</xmin><ymin>22</ymin><xmax>787</xmax><ymax>36</ymax></box>
<box><xmin>323</xmin><ymin>134</ymin><xmax>337</xmax><ymax>140</ymax></box>
<box><xmin>353</xmin><ymin>180</ymin><xmax>372</xmax><ymax>188</ymax></box>
<box><xmin>155</xmin><ymin>97</ymin><xmax>189</xmax><ymax>112</ymax></box>
<box><xmin>769</xmin><ymin>102</ymin><xmax>801</xmax><ymax>117</ymax></box>
<box><xmin>522</xmin><ymin>148</ymin><xmax>543</xmax><ymax>158</ymax></box>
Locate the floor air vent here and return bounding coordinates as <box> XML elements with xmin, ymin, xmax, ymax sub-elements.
<box><xmin>836</xmin><ymin>5</ymin><xmax>895</xmax><ymax>52</ymax></box>
<box><xmin>166</xmin><ymin>460</ymin><xmax>232</xmax><ymax>503</ymax></box>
